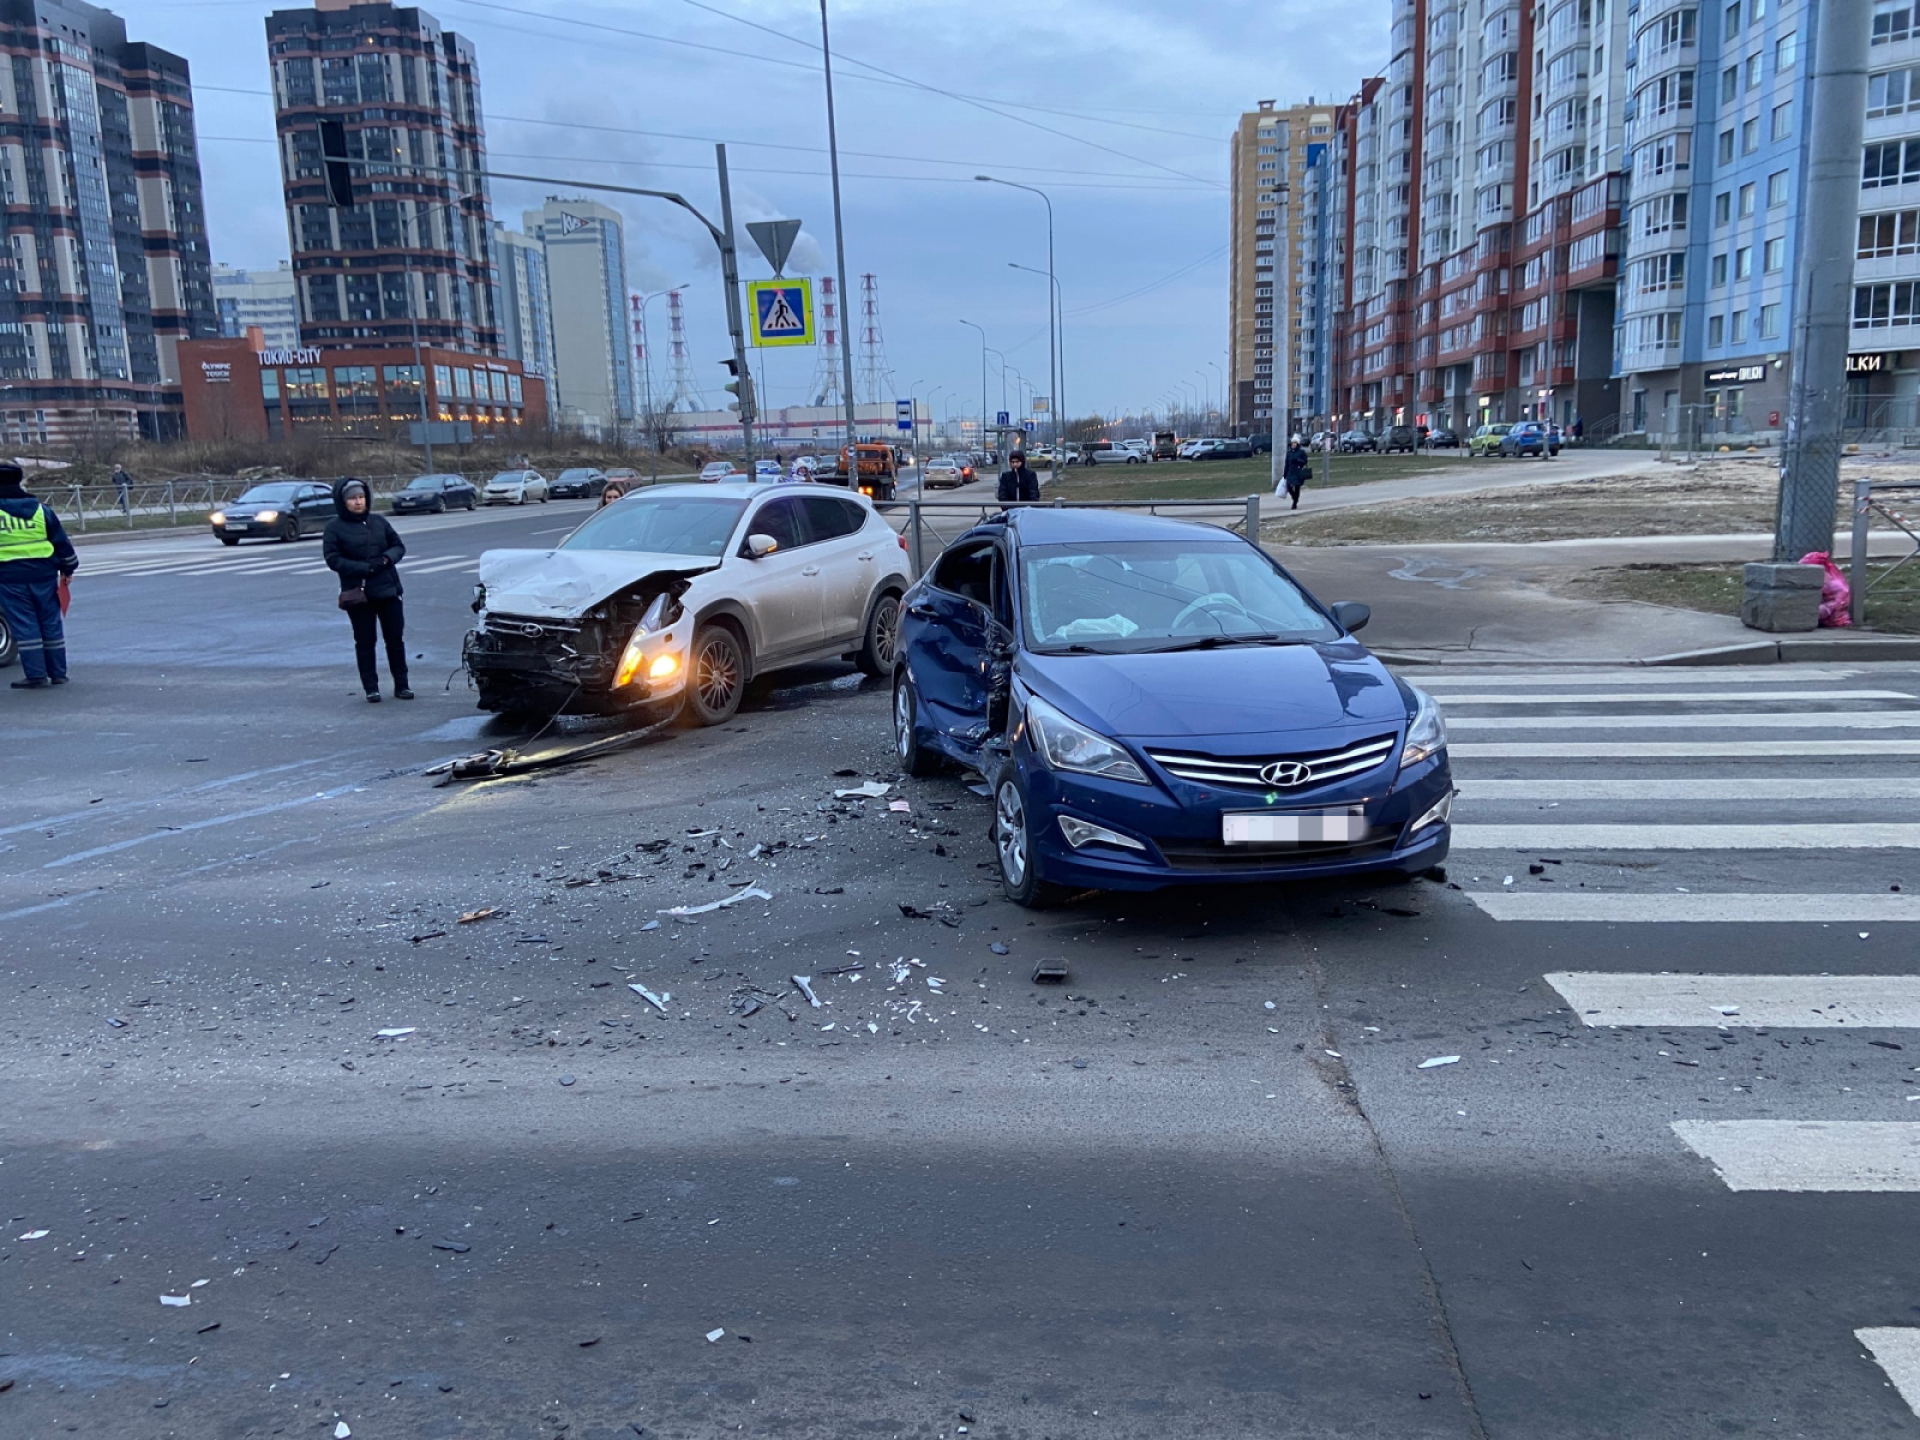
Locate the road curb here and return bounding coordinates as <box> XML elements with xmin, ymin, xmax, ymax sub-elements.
<box><xmin>1375</xmin><ymin>635</ymin><xmax>1920</xmax><ymax>668</ymax></box>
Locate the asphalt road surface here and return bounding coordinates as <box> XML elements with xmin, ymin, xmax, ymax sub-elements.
<box><xmin>4</xmin><ymin>509</ymin><xmax>1920</xmax><ymax>1438</ymax></box>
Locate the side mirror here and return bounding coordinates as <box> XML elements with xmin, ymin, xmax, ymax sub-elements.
<box><xmin>1329</xmin><ymin>601</ymin><xmax>1370</xmax><ymax>634</ymax></box>
<box><xmin>745</xmin><ymin>533</ymin><xmax>779</xmax><ymax>558</ymax></box>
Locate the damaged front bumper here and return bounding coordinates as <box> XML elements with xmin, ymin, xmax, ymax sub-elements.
<box><xmin>464</xmin><ymin>572</ymin><xmax>694</xmax><ymax>715</ymax></box>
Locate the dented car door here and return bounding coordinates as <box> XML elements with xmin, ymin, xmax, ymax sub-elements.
<box><xmin>731</xmin><ymin>496</ymin><xmax>824</xmax><ymax>662</ymax></box>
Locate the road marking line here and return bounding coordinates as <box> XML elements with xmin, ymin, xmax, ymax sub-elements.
<box><xmin>1451</xmin><ymin>741</ymin><xmax>1920</xmax><ymax>758</ymax></box>
<box><xmin>1467</xmin><ymin>892</ymin><xmax>1920</xmax><ymax>923</ymax></box>
<box><xmin>1432</xmin><ymin>690</ymin><xmax>1912</xmax><ymax>706</ymax></box>
<box><xmin>404</xmin><ymin>556</ymin><xmax>477</xmax><ymax>574</ymax></box>
<box><xmin>1407</xmin><ymin>667</ymin><xmax>1866</xmax><ymax>686</ymax></box>
<box><xmin>1451</xmin><ymin>712</ymin><xmax>1920</xmax><ymax>731</ymax></box>
<box><xmin>1671</xmin><ymin>1120</ymin><xmax>1920</xmax><ymax>1192</ymax></box>
<box><xmin>1856</xmin><ymin>1330</ymin><xmax>1920</xmax><ymax>1418</ymax></box>
<box><xmin>1454</xmin><ymin>823</ymin><xmax>1920</xmax><ymax>849</ymax></box>
<box><xmin>1544</xmin><ymin>972</ymin><xmax>1920</xmax><ymax>1027</ymax></box>
<box><xmin>1457</xmin><ymin>777</ymin><xmax>1920</xmax><ymax>800</ymax></box>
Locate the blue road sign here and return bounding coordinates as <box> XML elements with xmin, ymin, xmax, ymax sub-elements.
<box><xmin>996</xmin><ymin>410</ymin><xmax>1010</xmax><ymax>427</ymax></box>
<box><xmin>895</xmin><ymin>399</ymin><xmax>913</xmax><ymax>431</ymax></box>
<box><xmin>1023</xmin><ymin>419</ymin><xmax>1036</xmax><ymax>433</ymax></box>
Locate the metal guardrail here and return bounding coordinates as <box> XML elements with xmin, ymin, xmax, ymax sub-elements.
<box><xmin>1850</xmin><ymin>478</ymin><xmax>1920</xmax><ymax>627</ymax></box>
<box><xmin>894</xmin><ymin>494</ymin><xmax>1264</xmax><ymax>579</ymax></box>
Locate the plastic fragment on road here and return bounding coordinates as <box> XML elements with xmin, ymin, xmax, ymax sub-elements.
<box><xmin>629</xmin><ymin>984</ymin><xmax>671</xmax><ymax>1015</ymax></box>
<box><xmin>658</xmin><ymin>885</ymin><xmax>771</xmax><ymax>917</ymax></box>
<box><xmin>335</xmin><ymin>1423</ymin><xmax>352</xmax><ymax>1439</ymax></box>
<box><xmin>834</xmin><ymin>781</ymin><xmax>890</xmax><ymax>799</ymax></box>
<box><xmin>1714</xmin><ymin>1006</ymin><xmax>1740</xmax><ymax>1017</ymax></box>
<box><xmin>160</xmin><ymin>1294</ymin><xmax>191</xmax><ymax>1307</ymax></box>
<box><xmin>888</xmin><ymin>799</ymin><xmax>912</xmax><ymax>813</ymax></box>
<box><xmin>989</xmin><ymin>942</ymin><xmax>1009</xmax><ymax>955</ymax></box>
<box><xmin>706</xmin><ymin>1328</ymin><xmax>726</xmax><ymax>1343</ymax></box>
<box><xmin>1264</xmin><ymin>1001</ymin><xmax>1276</xmax><ymax>1011</ymax></box>
<box><xmin>1032</xmin><ymin>958</ymin><xmax>1070</xmax><ymax>984</ymax></box>
<box><xmin>457</xmin><ymin>907</ymin><xmax>499</xmax><ymax>924</ymax></box>
<box><xmin>791</xmin><ymin>976</ymin><xmax>820</xmax><ymax>1008</ymax></box>
<box><xmin>1419</xmin><ymin>1055</ymin><xmax>1462</xmax><ymax>1069</ymax></box>
<box><xmin>18</xmin><ymin>1229</ymin><xmax>48</xmax><ymax>1240</ymax></box>
<box><xmin>375</xmin><ymin>1027</ymin><xmax>417</xmax><ymax>1039</ymax></box>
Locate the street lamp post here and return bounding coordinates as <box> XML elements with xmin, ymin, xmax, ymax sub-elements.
<box><xmin>634</xmin><ymin>283</ymin><xmax>688</xmax><ymax>480</ymax></box>
<box><xmin>978</xmin><ymin>176</ymin><xmax>1057</xmax><ymax>450</ymax></box>
<box><xmin>958</xmin><ymin>319</ymin><xmax>987</xmax><ymax>453</ymax></box>
<box><xmin>1207</xmin><ymin>360</ymin><xmax>1223</xmax><ymax>429</ymax></box>
<box><xmin>1007</xmin><ymin>260</ymin><xmax>1063</xmax><ymax>448</ymax></box>
<box><xmin>985</xmin><ymin>347</ymin><xmax>1007</xmax><ymax>419</ymax></box>
<box><xmin>818</xmin><ymin>0</ymin><xmax>860</xmax><ymax>460</ymax></box>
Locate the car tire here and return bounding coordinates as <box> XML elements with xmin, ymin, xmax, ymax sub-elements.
<box><xmin>465</xmin><ymin>496</ymin><xmax>476</xmax><ymax>510</ymax></box>
<box><xmin>857</xmin><ymin>591</ymin><xmax>901</xmax><ymax>678</ymax></box>
<box><xmin>284</xmin><ymin>515</ymin><xmax>302</xmax><ymax>542</ymax></box>
<box><xmin>685</xmin><ymin>622</ymin><xmax>746</xmax><ymax>726</ymax></box>
<box><xmin>434</xmin><ymin>498</ymin><xmax>447</xmax><ymax>514</ymax></box>
<box><xmin>992</xmin><ymin>762</ymin><xmax>1067</xmax><ymax>909</ymax></box>
<box><xmin>892</xmin><ymin>672</ymin><xmax>940</xmax><ymax>776</ymax></box>
<box><xmin>0</xmin><ymin>611</ymin><xmax>15</xmax><ymax>669</ymax></box>
<box><xmin>539</xmin><ymin>492</ymin><xmax>548</xmax><ymax>503</ymax></box>
<box><xmin>220</xmin><ymin>535</ymin><xmax>240</xmax><ymax>546</ymax></box>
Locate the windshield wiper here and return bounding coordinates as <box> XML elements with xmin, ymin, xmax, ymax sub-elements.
<box><xmin>1141</xmin><ymin>634</ymin><xmax>1307</xmax><ymax>654</ymax></box>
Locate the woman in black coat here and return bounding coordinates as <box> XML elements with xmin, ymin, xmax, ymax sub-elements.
<box><xmin>322</xmin><ymin>477</ymin><xmax>411</xmax><ymax>702</ymax></box>
<box><xmin>1280</xmin><ymin>439</ymin><xmax>1312</xmax><ymax>510</ymax></box>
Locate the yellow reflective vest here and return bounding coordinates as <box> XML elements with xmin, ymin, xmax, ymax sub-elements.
<box><xmin>0</xmin><ymin>502</ymin><xmax>53</xmax><ymax>564</ymax></box>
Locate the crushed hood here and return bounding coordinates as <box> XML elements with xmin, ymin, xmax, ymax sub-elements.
<box><xmin>477</xmin><ymin>548</ymin><xmax>717</xmax><ymax>618</ymax></box>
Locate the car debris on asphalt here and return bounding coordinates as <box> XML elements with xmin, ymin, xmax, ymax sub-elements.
<box><xmin>659</xmin><ymin>884</ymin><xmax>771</xmax><ymax>917</ymax></box>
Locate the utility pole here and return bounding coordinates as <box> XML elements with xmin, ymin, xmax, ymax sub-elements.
<box><xmin>820</xmin><ymin>0</ymin><xmax>859</xmax><ymax>456</ymax></box>
<box><xmin>1775</xmin><ymin>1</ymin><xmax>1869</xmax><ymax>561</ymax></box>
<box><xmin>714</xmin><ymin>144</ymin><xmax>754</xmax><ymax>465</ymax></box>
<box><xmin>959</xmin><ymin>319</ymin><xmax>987</xmax><ymax>452</ymax></box>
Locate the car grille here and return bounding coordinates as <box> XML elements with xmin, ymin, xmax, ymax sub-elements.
<box><xmin>1145</xmin><ymin>733</ymin><xmax>1398</xmax><ymax>790</ymax></box>
<box><xmin>1156</xmin><ymin>833</ymin><xmax>1400</xmax><ymax>871</ymax></box>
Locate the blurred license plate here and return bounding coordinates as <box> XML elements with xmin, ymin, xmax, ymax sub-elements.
<box><xmin>1223</xmin><ymin>810</ymin><xmax>1365</xmax><ymax>844</ymax></box>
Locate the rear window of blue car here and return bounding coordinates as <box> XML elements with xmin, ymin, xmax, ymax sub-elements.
<box><xmin>1019</xmin><ymin>540</ymin><xmax>1338</xmax><ymax>652</ymax></box>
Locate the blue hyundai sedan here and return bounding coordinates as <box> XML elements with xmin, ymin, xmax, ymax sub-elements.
<box><xmin>892</xmin><ymin>508</ymin><xmax>1452</xmax><ymax>906</ymax></box>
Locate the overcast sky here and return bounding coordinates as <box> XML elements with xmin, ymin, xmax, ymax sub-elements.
<box><xmin>146</xmin><ymin>0</ymin><xmax>1384</xmax><ymax>424</ymax></box>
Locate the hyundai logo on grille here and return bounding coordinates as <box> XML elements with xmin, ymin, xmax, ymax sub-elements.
<box><xmin>1259</xmin><ymin>760</ymin><xmax>1312</xmax><ymax>787</ymax></box>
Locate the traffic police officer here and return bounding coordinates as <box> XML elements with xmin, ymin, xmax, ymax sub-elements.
<box><xmin>0</xmin><ymin>462</ymin><xmax>79</xmax><ymax>689</ymax></box>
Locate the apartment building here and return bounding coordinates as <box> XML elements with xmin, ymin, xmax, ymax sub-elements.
<box><xmin>213</xmin><ymin>262</ymin><xmax>300</xmax><ymax>350</ymax></box>
<box><xmin>490</xmin><ymin>222</ymin><xmax>556</xmax><ymax>393</ymax></box>
<box><xmin>1848</xmin><ymin>1</ymin><xmax>1920</xmax><ymax>430</ymax></box>
<box><xmin>1227</xmin><ymin>102</ymin><xmax>1282</xmax><ymax>433</ymax></box>
<box><xmin>525</xmin><ymin>198</ymin><xmax>632</xmax><ymax>437</ymax></box>
<box><xmin>0</xmin><ymin>0</ymin><xmax>217</xmax><ymax>444</ymax></box>
<box><xmin>265</xmin><ymin>0</ymin><xmax>500</xmax><ymax>355</ymax></box>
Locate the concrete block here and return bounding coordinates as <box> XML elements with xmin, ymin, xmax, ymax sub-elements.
<box><xmin>1743</xmin><ymin>561</ymin><xmax>1824</xmax><ymax>590</ymax></box>
<box><xmin>1741</xmin><ymin>561</ymin><xmax>1822</xmax><ymax>634</ymax></box>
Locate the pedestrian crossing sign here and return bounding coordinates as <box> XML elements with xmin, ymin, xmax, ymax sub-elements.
<box><xmin>748</xmin><ymin>279</ymin><xmax>813</xmax><ymax>348</ymax></box>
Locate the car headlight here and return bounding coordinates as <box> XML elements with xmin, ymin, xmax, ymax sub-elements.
<box><xmin>254</xmin><ymin>510</ymin><xmax>279</xmax><ymax>523</ymax></box>
<box><xmin>209</xmin><ymin>511</ymin><xmax>225</xmax><ymax>525</ymax></box>
<box><xmin>1399</xmin><ymin>687</ymin><xmax>1446</xmax><ymax>768</ymax></box>
<box><xmin>1024</xmin><ymin>692</ymin><xmax>1148</xmax><ymax>784</ymax></box>
<box><xmin>613</xmin><ymin>592</ymin><xmax>679</xmax><ymax>688</ymax></box>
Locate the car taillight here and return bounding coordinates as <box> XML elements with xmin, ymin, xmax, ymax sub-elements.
<box><xmin>897</xmin><ymin>533</ymin><xmax>908</xmax><ymax>551</ymax></box>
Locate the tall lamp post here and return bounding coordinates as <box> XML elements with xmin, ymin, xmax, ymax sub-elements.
<box><xmin>1007</xmin><ymin>261</ymin><xmax>1063</xmax><ymax>443</ymax></box>
<box><xmin>977</xmin><ymin>176</ymin><xmax>1057</xmax><ymax>449</ymax></box>
<box><xmin>1207</xmin><ymin>360</ymin><xmax>1224</xmax><ymax>430</ymax></box>
<box><xmin>818</xmin><ymin>1</ymin><xmax>859</xmax><ymax>459</ymax></box>
<box><xmin>634</xmin><ymin>282</ymin><xmax>688</xmax><ymax>480</ymax></box>
<box><xmin>958</xmin><ymin>319</ymin><xmax>988</xmax><ymax>452</ymax></box>
<box><xmin>985</xmin><ymin>346</ymin><xmax>1008</xmax><ymax>419</ymax></box>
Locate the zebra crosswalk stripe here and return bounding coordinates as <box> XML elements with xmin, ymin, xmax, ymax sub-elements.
<box><xmin>1855</xmin><ymin>1330</ymin><xmax>1920</xmax><ymax>1417</ymax></box>
<box><xmin>1451</xmin><ymin>711</ymin><xmax>1920</xmax><ymax>731</ymax></box>
<box><xmin>1430</xmin><ymin>689</ymin><xmax>1914</xmax><ymax>706</ymax></box>
<box><xmin>1542</xmin><ymin>973</ymin><xmax>1920</xmax><ymax>1027</ymax></box>
<box><xmin>1669</xmin><ymin>1120</ymin><xmax>1920</xmax><ymax>1193</ymax></box>
<box><xmin>1470</xmin><ymin>893</ymin><xmax>1920</xmax><ymax>923</ymax></box>
<box><xmin>1453</xmin><ymin>822</ymin><xmax>1920</xmax><ymax>850</ymax></box>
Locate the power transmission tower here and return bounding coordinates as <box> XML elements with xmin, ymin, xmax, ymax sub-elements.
<box><xmin>665</xmin><ymin>289</ymin><xmax>702</xmax><ymax>411</ymax></box>
<box><xmin>857</xmin><ymin>272</ymin><xmax>895</xmax><ymax>405</ymax></box>
<box><xmin>808</xmin><ymin>275</ymin><xmax>844</xmax><ymax>410</ymax></box>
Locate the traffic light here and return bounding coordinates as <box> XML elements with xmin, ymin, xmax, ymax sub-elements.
<box><xmin>721</xmin><ymin>358</ymin><xmax>755</xmax><ymax>421</ymax></box>
<box><xmin>317</xmin><ymin>119</ymin><xmax>355</xmax><ymax>208</ymax></box>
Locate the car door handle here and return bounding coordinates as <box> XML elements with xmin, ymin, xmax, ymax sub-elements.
<box><xmin>801</xmin><ymin>565</ymin><xmax>821</xmax><ymax>577</ymax></box>
<box><xmin>908</xmin><ymin>603</ymin><xmax>938</xmax><ymax>619</ymax></box>
<box><xmin>857</xmin><ymin>551</ymin><xmax>875</xmax><ymax>561</ymax></box>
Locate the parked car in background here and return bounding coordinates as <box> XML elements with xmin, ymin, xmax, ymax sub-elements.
<box><xmin>1427</xmin><ymin>428</ymin><xmax>1461</xmax><ymax>449</ymax></box>
<box><xmin>1215</xmin><ymin>437</ymin><xmax>1254</xmax><ymax>460</ymax></box>
<box><xmin>1177</xmin><ymin>438</ymin><xmax>1214</xmax><ymax>459</ymax></box>
<box><xmin>1088</xmin><ymin>441</ymin><xmax>1144</xmax><ymax>465</ymax></box>
<box><xmin>753</xmin><ymin>459</ymin><xmax>784</xmax><ymax>482</ymax></box>
<box><xmin>1249</xmin><ymin>433</ymin><xmax>1273</xmax><ymax>454</ymax></box>
<box><xmin>699</xmin><ymin>460</ymin><xmax>741</xmax><ymax>482</ymax></box>
<box><xmin>390</xmin><ymin>473</ymin><xmax>477</xmax><ymax>514</ymax></box>
<box><xmin>604</xmin><ymin>467</ymin><xmax>642</xmax><ymax>490</ymax></box>
<box><xmin>1151</xmin><ymin>430</ymin><xmax>1180</xmax><ymax>460</ymax></box>
<box><xmin>467</xmin><ymin>481</ymin><xmax>912</xmax><ymax>723</ymax></box>
<box><xmin>1467</xmin><ymin>424</ymin><xmax>1511</xmax><ymax>457</ymax></box>
<box><xmin>210</xmin><ymin>480</ymin><xmax>335</xmax><ymax>544</ymax></box>
<box><xmin>549</xmin><ymin>467</ymin><xmax>608</xmax><ymax>499</ymax></box>
<box><xmin>1381</xmin><ymin>425</ymin><xmax>1419</xmax><ymax>454</ymax></box>
<box><xmin>1337</xmin><ymin>430</ymin><xmax>1378</xmax><ymax>453</ymax></box>
<box><xmin>483</xmin><ymin>469</ymin><xmax>550</xmax><ymax>505</ymax></box>
<box><xmin>1499</xmin><ymin>421</ymin><xmax>1561</xmax><ymax>458</ymax></box>
<box><xmin>1123</xmin><ymin>438</ymin><xmax>1152</xmax><ymax>460</ymax></box>
<box><xmin>891</xmin><ymin>507</ymin><xmax>1451</xmax><ymax>907</ymax></box>
<box><xmin>832</xmin><ymin>442</ymin><xmax>899</xmax><ymax>503</ymax></box>
<box><xmin>923</xmin><ymin>456</ymin><xmax>966</xmax><ymax>489</ymax></box>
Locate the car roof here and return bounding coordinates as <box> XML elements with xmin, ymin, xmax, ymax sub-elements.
<box><xmin>646</xmin><ymin>480</ymin><xmax>869</xmax><ymax>504</ymax></box>
<box><xmin>1005</xmin><ymin>506</ymin><xmax>1238</xmax><ymax>546</ymax></box>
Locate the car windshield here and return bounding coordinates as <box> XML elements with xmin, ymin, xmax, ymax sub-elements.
<box><xmin>560</xmin><ymin>495</ymin><xmax>748</xmax><ymax>558</ymax></box>
<box><xmin>488</xmin><ymin>472</ymin><xmax>526</xmax><ymax>483</ymax></box>
<box><xmin>558</xmin><ymin>469</ymin><xmax>596</xmax><ymax>480</ymax></box>
<box><xmin>237</xmin><ymin>484</ymin><xmax>302</xmax><ymax>502</ymax></box>
<box><xmin>403</xmin><ymin>476</ymin><xmax>448</xmax><ymax>491</ymax></box>
<box><xmin>1020</xmin><ymin>539</ymin><xmax>1338</xmax><ymax>654</ymax></box>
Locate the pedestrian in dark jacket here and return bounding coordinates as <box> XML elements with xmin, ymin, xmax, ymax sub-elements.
<box><xmin>0</xmin><ymin>463</ymin><xmax>78</xmax><ymax>689</ymax></box>
<box><xmin>1280</xmin><ymin>438</ymin><xmax>1312</xmax><ymax>510</ymax></box>
<box><xmin>996</xmin><ymin>450</ymin><xmax>1040</xmax><ymax>504</ymax></box>
<box><xmin>322</xmin><ymin>477</ymin><xmax>411</xmax><ymax>702</ymax></box>
<box><xmin>111</xmin><ymin>463</ymin><xmax>132</xmax><ymax>515</ymax></box>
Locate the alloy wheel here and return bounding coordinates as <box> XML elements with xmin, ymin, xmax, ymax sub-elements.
<box><xmin>894</xmin><ymin>681</ymin><xmax>913</xmax><ymax>760</ymax></box>
<box><xmin>995</xmin><ymin>779</ymin><xmax>1028</xmax><ymax>886</ymax></box>
<box><xmin>873</xmin><ymin>596</ymin><xmax>900</xmax><ymax>669</ymax></box>
<box><xmin>696</xmin><ymin>633</ymin><xmax>741</xmax><ymax>714</ymax></box>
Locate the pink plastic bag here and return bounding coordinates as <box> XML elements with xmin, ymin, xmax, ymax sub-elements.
<box><xmin>1798</xmin><ymin>551</ymin><xmax>1853</xmax><ymax>628</ymax></box>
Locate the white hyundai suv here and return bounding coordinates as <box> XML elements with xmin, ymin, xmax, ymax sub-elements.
<box><xmin>465</xmin><ymin>481</ymin><xmax>911</xmax><ymax>722</ymax></box>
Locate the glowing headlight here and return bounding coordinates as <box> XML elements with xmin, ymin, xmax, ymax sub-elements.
<box><xmin>253</xmin><ymin>510</ymin><xmax>279</xmax><ymax>523</ymax></box>
<box><xmin>612</xmin><ymin>592</ymin><xmax>679</xmax><ymax>688</ymax></box>
<box><xmin>209</xmin><ymin>511</ymin><xmax>226</xmax><ymax>525</ymax></box>
<box><xmin>648</xmin><ymin>652</ymin><xmax>679</xmax><ymax>680</ymax></box>
<box><xmin>1024</xmin><ymin>693</ymin><xmax>1148</xmax><ymax>784</ymax></box>
<box><xmin>1399</xmin><ymin>687</ymin><xmax>1447</xmax><ymax>769</ymax></box>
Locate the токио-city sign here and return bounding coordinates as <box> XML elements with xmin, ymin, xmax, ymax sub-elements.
<box><xmin>255</xmin><ymin>346</ymin><xmax>322</xmax><ymax>367</ymax></box>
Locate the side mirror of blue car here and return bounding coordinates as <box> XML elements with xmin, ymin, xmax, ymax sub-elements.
<box><xmin>1330</xmin><ymin>601</ymin><xmax>1371</xmax><ymax>633</ymax></box>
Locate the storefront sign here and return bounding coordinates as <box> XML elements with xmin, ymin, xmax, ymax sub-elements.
<box><xmin>256</xmin><ymin>346</ymin><xmax>321</xmax><ymax>367</ymax></box>
<box><xmin>1846</xmin><ymin>352</ymin><xmax>1888</xmax><ymax>374</ymax></box>
<box><xmin>199</xmin><ymin>361</ymin><xmax>231</xmax><ymax>384</ymax></box>
<box><xmin>1704</xmin><ymin>365</ymin><xmax>1765</xmax><ymax>383</ymax></box>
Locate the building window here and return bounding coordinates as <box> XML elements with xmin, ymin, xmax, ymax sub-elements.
<box><xmin>1775</xmin><ymin>30</ymin><xmax>1797</xmax><ymax>69</ymax></box>
<box><xmin>1732</xmin><ymin>309</ymin><xmax>1749</xmax><ymax>343</ymax></box>
<box><xmin>1854</xmin><ymin>280</ymin><xmax>1920</xmax><ymax>328</ymax></box>
<box><xmin>1770</xmin><ymin>103</ymin><xmax>1792</xmax><ymax>141</ymax></box>
<box><xmin>1767</xmin><ymin>170</ymin><xmax>1790</xmax><ymax>207</ymax></box>
<box><xmin>1709</xmin><ymin>314</ymin><xmax>1726</xmax><ymax>346</ymax></box>
<box><xmin>1742</xmin><ymin>118</ymin><xmax>1759</xmax><ymax>154</ymax></box>
<box><xmin>1715</xmin><ymin>191</ymin><xmax>1732</xmax><ymax>226</ymax></box>
<box><xmin>1739</xmin><ymin>182</ymin><xmax>1756</xmax><ymax>216</ymax></box>
<box><xmin>1868</xmin><ymin>66</ymin><xmax>1920</xmax><ymax>117</ymax></box>
<box><xmin>1746</xmin><ymin>52</ymin><xmax>1763</xmax><ymax>90</ymax></box>
<box><xmin>1735</xmin><ymin>246</ymin><xmax>1753</xmax><ymax>279</ymax></box>
<box><xmin>1725</xmin><ymin>1</ymin><xmax>1740</xmax><ymax>36</ymax></box>
<box><xmin>1874</xmin><ymin>2</ymin><xmax>1914</xmax><ymax>46</ymax></box>
<box><xmin>431</xmin><ymin>364</ymin><xmax>452</xmax><ymax>402</ymax></box>
<box><xmin>1764</xmin><ymin>237</ymin><xmax>1785</xmax><ymax>272</ymax></box>
<box><xmin>1758</xmin><ymin>303</ymin><xmax>1781</xmax><ymax>338</ymax></box>
<box><xmin>1721</xmin><ymin>66</ymin><xmax>1739</xmax><ymax>102</ymax></box>
<box><xmin>1718</xmin><ymin>129</ymin><xmax>1736</xmax><ymax>164</ymax></box>
<box><xmin>1859</xmin><ymin>209</ymin><xmax>1920</xmax><ymax>257</ymax></box>
<box><xmin>1712</xmin><ymin>252</ymin><xmax>1729</xmax><ymax>286</ymax></box>
<box><xmin>1864</xmin><ymin>139</ymin><xmax>1920</xmax><ymax>188</ymax></box>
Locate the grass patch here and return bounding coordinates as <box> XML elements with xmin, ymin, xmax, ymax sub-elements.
<box><xmin>1046</xmin><ymin>452</ymin><xmax>1454</xmax><ymax>503</ymax></box>
<box><xmin>1555</xmin><ymin>561</ymin><xmax>1920</xmax><ymax>635</ymax></box>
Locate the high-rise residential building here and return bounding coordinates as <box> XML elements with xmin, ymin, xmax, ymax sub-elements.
<box><xmin>1850</xmin><ymin>1</ymin><xmax>1920</xmax><ymax>430</ymax></box>
<box><xmin>1228</xmin><ymin>101</ymin><xmax>1285</xmax><ymax>433</ymax></box>
<box><xmin>490</xmin><ymin>223</ymin><xmax>555</xmax><ymax>393</ymax></box>
<box><xmin>0</xmin><ymin>0</ymin><xmax>216</xmax><ymax>444</ymax></box>
<box><xmin>526</xmin><ymin>198</ymin><xmax>632</xmax><ymax>437</ymax></box>
<box><xmin>265</xmin><ymin>0</ymin><xmax>499</xmax><ymax>355</ymax></box>
<box><xmin>213</xmin><ymin>262</ymin><xmax>301</xmax><ymax>350</ymax></box>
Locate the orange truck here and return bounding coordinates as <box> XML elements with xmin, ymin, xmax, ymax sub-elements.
<box><xmin>833</xmin><ymin>442</ymin><xmax>898</xmax><ymax>503</ymax></box>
